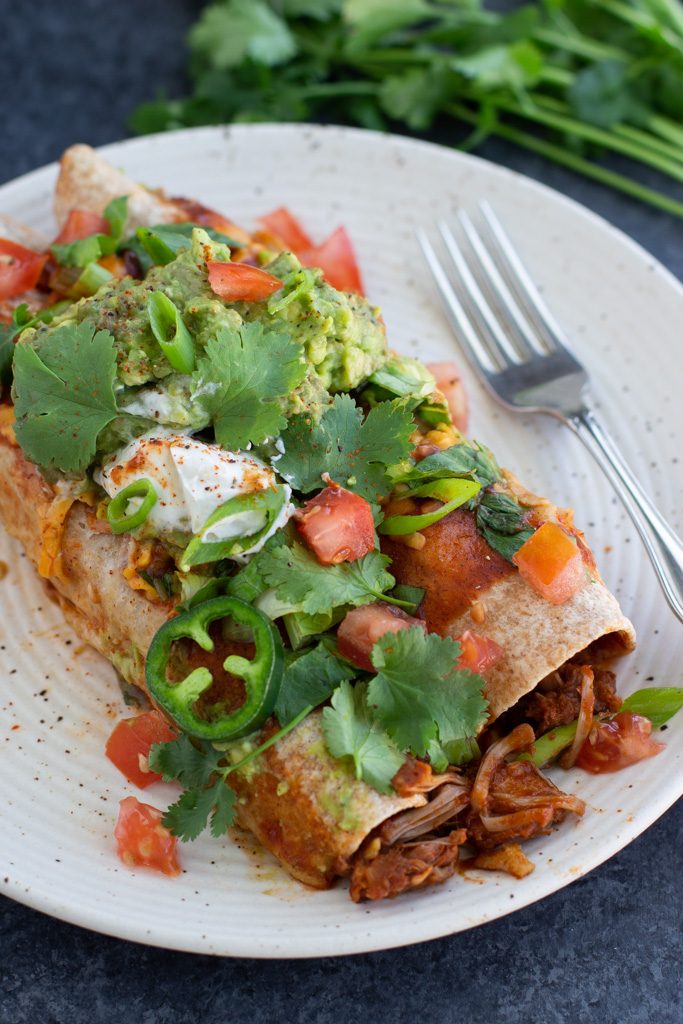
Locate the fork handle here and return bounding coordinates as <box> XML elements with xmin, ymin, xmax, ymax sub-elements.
<box><xmin>570</xmin><ymin>407</ymin><xmax>683</xmax><ymax>624</ymax></box>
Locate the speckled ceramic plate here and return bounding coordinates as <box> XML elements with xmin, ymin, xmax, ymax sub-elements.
<box><xmin>1</xmin><ymin>125</ymin><xmax>681</xmax><ymax>958</ymax></box>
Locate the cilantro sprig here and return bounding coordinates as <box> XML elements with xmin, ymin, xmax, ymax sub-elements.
<box><xmin>13</xmin><ymin>322</ymin><xmax>119</xmax><ymax>475</ymax></box>
<box><xmin>368</xmin><ymin>627</ymin><xmax>489</xmax><ymax>758</ymax></box>
<box><xmin>258</xmin><ymin>542</ymin><xmax>407</xmax><ymax>616</ymax></box>
<box><xmin>192</xmin><ymin>321</ymin><xmax>306</xmax><ymax>449</ymax></box>
<box><xmin>276</xmin><ymin>393</ymin><xmax>415</xmax><ymax>501</ymax></box>
<box><xmin>149</xmin><ymin>704</ymin><xmax>312</xmax><ymax>841</ymax></box>
<box><xmin>132</xmin><ymin>0</ymin><xmax>683</xmax><ymax>219</ymax></box>
<box><xmin>322</xmin><ymin>680</ymin><xmax>404</xmax><ymax>795</ymax></box>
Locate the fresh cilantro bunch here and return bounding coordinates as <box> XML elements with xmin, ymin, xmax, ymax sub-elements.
<box><xmin>131</xmin><ymin>0</ymin><xmax>683</xmax><ymax>219</ymax></box>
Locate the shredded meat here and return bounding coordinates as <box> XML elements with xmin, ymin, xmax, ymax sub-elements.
<box><xmin>350</xmin><ymin>830</ymin><xmax>467</xmax><ymax>902</ymax></box>
<box><xmin>515</xmin><ymin>662</ymin><xmax>621</xmax><ymax>734</ymax></box>
<box><xmin>392</xmin><ymin>758</ymin><xmax>434</xmax><ymax>795</ymax></box>
<box><xmin>468</xmin><ymin>843</ymin><xmax>535</xmax><ymax>879</ymax></box>
<box><xmin>467</xmin><ymin>760</ymin><xmax>585</xmax><ymax>851</ymax></box>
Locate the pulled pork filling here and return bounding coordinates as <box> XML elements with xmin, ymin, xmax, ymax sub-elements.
<box><xmin>512</xmin><ymin>660</ymin><xmax>621</xmax><ymax>734</ymax></box>
<box><xmin>349</xmin><ymin>727</ymin><xmax>586</xmax><ymax>902</ymax></box>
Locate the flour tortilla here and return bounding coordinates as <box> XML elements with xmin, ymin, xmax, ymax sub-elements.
<box><xmin>54</xmin><ymin>144</ymin><xmax>186</xmax><ymax>233</ymax></box>
<box><xmin>0</xmin><ymin>432</ymin><xmax>421</xmax><ymax>888</ymax></box>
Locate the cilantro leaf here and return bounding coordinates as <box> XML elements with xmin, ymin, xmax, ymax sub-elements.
<box><xmin>396</xmin><ymin>441</ymin><xmax>501</xmax><ymax>488</ymax></box>
<box><xmin>476</xmin><ymin>490</ymin><xmax>534</xmax><ymax>562</ymax></box>
<box><xmin>189</xmin><ymin>0</ymin><xmax>296</xmax><ymax>70</ymax></box>
<box><xmin>149</xmin><ymin>733</ymin><xmax>222</xmax><ymax>788</ymax></box>
<box><xmin>259</xmin><ymin>542</ymin><xmax>395</xmax><ymax>615</ymax></box>
<box><xmin>13</xmin><ymin>323</ymin><xmax>119</xmax><ymax>475</ymax></box>
<box><xmin>276</xmin><ymin>393</ymin><xmax>414</xmax><ymax>501</ymax></box>
<box><xmin>275</xmin><ymin>642</ymin><xmax>356</xmax><ymax>725</ymax></box>
<box><xmin>368</xmin><ymin>627</ymin><xmax>488</xmax><ymax>757</ymax></box>
<box><xmin>162</xmin><ymin>778</ymin><xmax>236</xmax><ymax>842</ymax></box>
<box><xmin>209</xmin><ymin>782</ymin><xmax>238</xmax><ymax>838</ymax></box>
<box><xmin>193</xmin><ymin>322</ymin><xmax>306</xmax><ymax>449</ymax></box>
<box><xmin>322</xmin><ymin>680</ymin><xmax>404</xmax><ymax>794</ymax></box>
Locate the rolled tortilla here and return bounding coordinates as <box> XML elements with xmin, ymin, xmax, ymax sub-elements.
<box><xmin>54</xmin><ymin>144</ymin><xmax>186</xmax><ymax>233</ymax></box>
<box><xmin>0</xmin><ymin>426</ymin><xmax>421</xmax><ymax>889</ymax></box>
<box><xmin>382</xmin><ymin>503</ymin><xmax>635</xmax><ymax>721</ymax></box>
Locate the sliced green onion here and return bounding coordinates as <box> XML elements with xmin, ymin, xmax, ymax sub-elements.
<box><xmin>369</xmin><ymin>355</ymin><xmax>435</xmax><ymax>400</ymax></box>
<box><xmin>71</xmin><ymin>261</ymin><xmax>113</xmax><ymax>298</ymax></box>
<box><xmin>418</xmin><ymin>400</ymin><xmax>452</xmax><ymax>425</ymax></box>
<box><xmin>180</xmin><ymin>486</ymin><xmax>287</xmax><ymax>571</ymax></box>
<box><xmin>147</xmin><ymin>291</ymin><xmax>196</xmax><ymax>373</ymax></box>
<box><xmin>379</xmin><ymin>477</ymin><xmax>480</xmax><ymax>536</ymax></box>
<box><xmin>107</xmin><ymin>478</ymin><xmax>158</xmax><ymax>534</ymax></box>
<box><xmin>267</xmin><ymin>268</ymin><xmax>314</xmax><ymax>315</ymax></box>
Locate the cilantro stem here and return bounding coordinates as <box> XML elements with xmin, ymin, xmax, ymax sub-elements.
<box><xmin>221</xmin><ymin>703</ymin><xmax>313</xmax><ymax>778</ymax></box>
<box><xmin>532</xmin><ymin>26</ymin><xmax>627</xmax><ymax>62</ymax></box>
<box><xmin>488</xmin><ymin>94</ymin><xmax>683</xmax><ymax>183</ymax></box>
<box><xmin>446</xmin><ymin>102</ymin><xmax>683</xmax><ymax>219</ymax></box>
<box><xmin>593</xmin><ymin>0</ymin><xmax>683</xmax><ymax>52</ymax></box>
<box><xmin>533</xmin><ymin>95</ymin><xmax>683</xmax><ymax>165</ymax></box>
<box><xmin>369</xmin><ymin>590</ymin><xmax>415</xmax><ymax>611</ymax></box>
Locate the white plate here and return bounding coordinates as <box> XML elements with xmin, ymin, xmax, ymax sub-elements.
<box><xmin>0</xmin><ymin>125</ymin><xmax>681</xmax><ymax>958</ymax></box>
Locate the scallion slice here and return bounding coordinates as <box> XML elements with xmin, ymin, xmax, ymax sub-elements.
<box><xmin>147</xmin><ymin>291</ymin><xmax>196</xmax><ymax>373</ymax></box>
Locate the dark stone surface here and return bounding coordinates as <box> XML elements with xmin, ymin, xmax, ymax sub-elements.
<box><xmin>0</xmin><ymin>3</ymin><xmax>680</xmax><ymax>1021</ymax></box>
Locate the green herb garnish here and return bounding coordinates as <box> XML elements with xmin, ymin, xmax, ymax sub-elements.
<box><xmin>276</xmin><ymin>393</ymin><xmax>415</xmax><ymax>501</ymax></box>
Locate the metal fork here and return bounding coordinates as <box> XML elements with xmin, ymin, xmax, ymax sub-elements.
<box><xmin>417</xmin><ymin>202</ymin><xmax>683</xmax><ymax>624</ymax></box>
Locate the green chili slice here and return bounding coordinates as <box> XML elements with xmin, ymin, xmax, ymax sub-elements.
<box><xmin>179</xmin><ymin>486</ymin><xmax>287</xmax><ymax>571</ymax></box>
<box><xmin>145</xmin><ymin>596</ymin><xmax>284</xmax><ymax>741</ymax></box>
<box><xmin>147</xmin><ymin>291</ymin><xmax>196</xmax><ymax>373</ymax></box>
<box><xmin>379</xmin><ymin>477</ymin><xmax>481</xmax><ymax>536</ymax></box>
<box><xmin>106</xmin><ymin>478</ymin><xmax>158</xmax><ymax>534</ymax></box>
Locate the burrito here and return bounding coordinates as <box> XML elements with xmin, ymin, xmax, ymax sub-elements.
<box><xmin>0</xmin><ymin>144</ymin><xmax>655</xmax><ymax>903</ymax></box>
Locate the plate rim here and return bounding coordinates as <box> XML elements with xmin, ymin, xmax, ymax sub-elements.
<box><xmin>0</xmin><ymin>122</ymin><xmax>681</xmax><ymax>958</ymax></box>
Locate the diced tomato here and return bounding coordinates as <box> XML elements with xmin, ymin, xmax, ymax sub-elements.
<box><xmin>105</xmin><ymin>710</ymin><xmax>176</xmax><ymax>789</ymax></box>
<box><xmin>207</xmin><ymin>261</ymin><xmax>282</xmax><ymax>302</ymax></box>
<box><xmin>0</xmin><ymin>239</ymin><xmax>47</xmax><ymax>301</ymax></box>
<box><xmin>427</xmin><ymin>361</ymin><xmax>469</xmax><ymax>433</ymax></box>
<box><xmin>114</xmin><ymin>796</ymin><xmax>181</xmax><ymax>876</ymax></box>
<box><xmin>259</xmin><ymin>207</ymin><xmax>313</xmax><ymax>253</ymax></box>
<box><xmin>576</xmin><ymin>711</ymin><xmax>665</xmax><ymax>774</ymax></box>
<box><xmin>337</xmin><ymin>603</ymin><xmax>426</xmax><ymax>672</ymax></box>
<box><xmin>300</xmin><ymin>226</ymin><xmax>364</xmax><ymax>295</ymax></box>
<box><xmin>457</xmin><ymin>629</ymin><xmax>504</xmax><ymax>675</ymax></box>
<box><xmin>53</xmin><ymin>209</ymin><xmax>109</xmax><ymax>245</ymax></box>
<box><xmin>296</xmin><ymin>485</ymin><xmax>375</xmax><ymax>566</ymax></box>
<box><xmin>512</xmin><ymin>521</ymin><xmax>585</xmax><ymax>605</ymax></box>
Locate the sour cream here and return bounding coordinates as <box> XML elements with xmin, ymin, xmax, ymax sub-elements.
<box><xmin>96</xmin><ymin>431</ymin><xmax>292</xmax><ymax>555</ymax></box>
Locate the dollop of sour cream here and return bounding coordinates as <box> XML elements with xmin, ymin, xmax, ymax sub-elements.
<box><xmin>96</xmin><ymin>431</ymin><xmax>292</xmax><ymax>555</ymax></box>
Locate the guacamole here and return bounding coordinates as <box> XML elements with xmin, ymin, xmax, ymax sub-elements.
<box><xmin>27</xmin><ymin>230</ymin><xmax>388</xmax><ymax>410</ymax></box>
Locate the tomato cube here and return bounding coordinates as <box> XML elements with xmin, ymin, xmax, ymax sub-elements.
<box><xmin>114</xmin><ymin>796</ymin><xmax>181</xmax><ymax>876</ymax></box>
<box><xmin>296</xmin><ymin>484</ymin><xmax>375</xmax><ymax>565</ymax></box>
<box><xmin>512</xmin><ymin>521</ymin><xmax>585</xmax><ymax>605</ymax></box>
<box><xmin>105</xmin><ymin>710</ymin><xmax>176</xmax><ymax>789</ymax></box>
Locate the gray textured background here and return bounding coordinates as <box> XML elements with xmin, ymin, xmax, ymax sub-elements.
<box><xmin>0</xmin><ymin>3</ymin><xmax>681</xmax><ymax>1022</ymax></box>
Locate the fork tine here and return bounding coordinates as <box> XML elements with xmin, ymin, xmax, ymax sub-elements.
<box><xmin>479</xmin><ymin>200</ymin><xmax>572</xmax><ymax>350</ymax></box>
<box><xmin>416</xmin><ymin>229</ymin><xmax>498</xmax><ymax>375</ymax></box>
<box><xmin>437</xmin><ymin>221</ymin><xmax>524</xmax><ymax>368</ymax></box>
<box><xmin>456</xmin><ymin>209</ymin><xmax>549</xmax><ymax>359</ymax></box>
